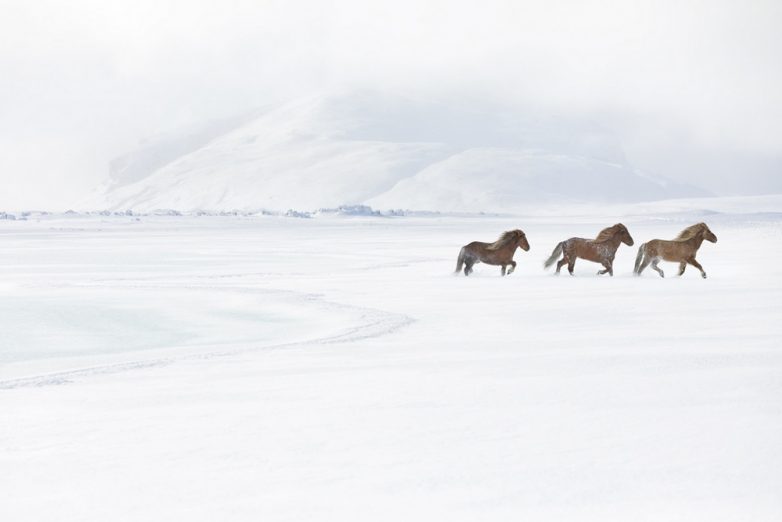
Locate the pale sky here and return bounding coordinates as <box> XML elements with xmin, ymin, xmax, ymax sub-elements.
<box><xmin>1</xmin><ymin>0</ymin><xmax>780</xmax><ymax>209</ymax></box>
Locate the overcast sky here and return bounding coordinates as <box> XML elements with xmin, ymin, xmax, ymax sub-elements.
<box><xmin>1</xmin><ymin>0</ymin><xmax>780</xmax><ymax>209</ymax></box>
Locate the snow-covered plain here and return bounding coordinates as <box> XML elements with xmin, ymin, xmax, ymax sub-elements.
<box><xmin>2</xmin><ymin>201</ymin><xmax>781</xmax><ymax>521</ymax></box>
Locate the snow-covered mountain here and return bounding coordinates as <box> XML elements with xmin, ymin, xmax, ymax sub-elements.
<box><xmin>88</xmin><ymin>92</ymin><xmax>707</xmax><ymax>212</ymax></box>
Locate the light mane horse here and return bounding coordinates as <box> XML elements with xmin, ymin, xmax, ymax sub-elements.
<box><xmin>455</xmin><ymin>229</ymin><xmax>530</xmax><ymax>276</ymax></box>
<box><xmin>543</xmin><ymin>223</ymin><xmax>634</xmax><ymax>276</ymax></box>
<box><xmin>634</xmin><ymin>222</ymin><xmax>717</xmax><ymax>278</ymax></box>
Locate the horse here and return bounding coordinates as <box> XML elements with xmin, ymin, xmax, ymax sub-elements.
<box><xmin>634</xmin><ymin>222</ymin><xmax>717</xmax><ymax>278</ymax></box>
<box><xmin>455</xmin><ymin>229</ymin><xmax>530</xmax><ymax>276</ymax></box>
<box><xmin>543</xmin><ymin>223</ymin><xmax>634</xmax><ymax>276</ymax></box>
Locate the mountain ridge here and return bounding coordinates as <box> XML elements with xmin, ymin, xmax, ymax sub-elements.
<box><xmin>85</xmin><ymin>92</ymin><xmax>709</xmax><ymax>212</ymax></box>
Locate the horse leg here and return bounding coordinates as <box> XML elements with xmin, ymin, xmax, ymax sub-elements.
<box><xmin>464</xmin><ymin>259</ymin><xmax>474</xmax><ymax>276</ymax></box>
<box><xmin>501</xmin><ymin>265</ymin><xmax>507</xmax><ymax>276</ymax></box>
<box><xmin>555</xmin><ymin>256</ymin><xmax>567</xmax><ymax>275</ymax></box>
<box><xmin>637</xmin><ymin>256</ymin><xmax>652</xmax><ymax>276</ymax></box>
<box><xmin>597</xmin><ymin>260</ymin><xmax>613</xmax><ymax>276</ymax></box>
<box><xmin>678</xmin><ymin>262</ymin><xmax>687</xmax><ymax>276</ymax></box>
<box><xmin>688</xmin><ymin>257</ymin><xmax>707</xmax><ymax>278</ymax></box>
<box><xmin>507</xmin><ymin>260</ymin><xmax>517</xmax><ymax>275</ymax></box>
<box><xmin>567</xmin><ymin>258</ymin><xmax>576</xmax><ymax>276</ymax></box>
<box><xmin>651</xmin><ymin>258</ymin><xmax>664</xmax><ymax>278</ymax></box>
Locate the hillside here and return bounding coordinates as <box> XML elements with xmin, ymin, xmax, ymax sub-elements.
<box><xmin>88</xmin><ymin>92</ymin><xmax>707</xmax><ymax>212</ymax></box>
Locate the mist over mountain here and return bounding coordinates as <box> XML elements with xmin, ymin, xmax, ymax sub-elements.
<box><xmin>89</xmin><ymin>92</ymin><xmax>708</xmax><ymax>213</ymax></box>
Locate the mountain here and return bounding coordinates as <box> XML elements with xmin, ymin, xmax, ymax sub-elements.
<box><xmin>87</xmin><ymin>92</ymin><xmax>708</xmax><ymax>212</ymax></box>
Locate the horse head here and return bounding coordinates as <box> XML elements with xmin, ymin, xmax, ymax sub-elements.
<box><xmin>515</xmin><ymin>230</ymin><xmax>531</xmax><ymax>251</ymax></box>
<box><xmin>700</xmin><ymin>223</ymin><xmax>718</xmax><ymax>243</ymax></box>
<box><xmin>616</xmin><ymin>223</ymin><xmax>634</xmax><ymax>246</ymax></box>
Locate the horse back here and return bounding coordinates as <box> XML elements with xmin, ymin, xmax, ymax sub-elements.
<box><xmin>567</xmin><ymin>237</ymin><xmax>609</xmax><ymax>262</ymax></box>
<box><xmin>645</xmin><ymin>238</ymin><xmax>696</xmax><ymax>261</ymax></box>
<box><xmin>463</xmin><ymin>241</ymin><xmax>513</xmax><ymax>266</ymax></box>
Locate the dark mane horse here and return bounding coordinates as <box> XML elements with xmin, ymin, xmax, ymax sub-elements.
<box><xmin>543</xmin><ymin>223</ymin><xmax>634</xmax><ymax>276</ymax></box>
<box><xmin>455</xmin><ymin>229</ymin><xmax>530</xmax><ymax>276</ymax></box>
<box><xmin>634</xmin><ymin>222</ymin><xmax>717</xmax><ymax>278</ymax></box>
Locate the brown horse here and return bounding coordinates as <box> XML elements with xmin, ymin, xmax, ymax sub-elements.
<box><xmin>634</xmin><ymin>222</ymin><xmax>717</xmax><ymax>278</ymax></box>
<box><xmin>543</xmin><ymin>223</ymin><xmax>634</xmax><ymax>276</ymax></box>
<box><xmin>455</xmin><ymin>229</ymin><xmax>530</xmax><ymax>276</ymax></box>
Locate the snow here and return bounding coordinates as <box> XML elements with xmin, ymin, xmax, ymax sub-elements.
<box><xmin>2</xmin><ymin>200</ymin><xmax>781</xmax><ymax>521</ymax></box>
<box><xmin>83</xmin><ymin>93</ymin><xmax>708</xmax><ymax>213</ymax></box>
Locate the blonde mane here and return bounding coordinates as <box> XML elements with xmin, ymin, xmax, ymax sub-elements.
<box><xmin>486</xmin><ymin>230</ymin><xmax>521</xmax><ymax>251</ymax></box>
<box><xmin>594</xmin><ymin>224</ymin><xmax>625</xmax><ymax>242</ymax></box>
<box><xmin>674</xmin><ymin>222</ymin><xmax>707</xmax><ymax>241</ymax></box>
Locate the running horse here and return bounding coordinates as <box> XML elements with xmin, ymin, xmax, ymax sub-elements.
<box><xmin>455</xmin><ymin>229</ymin><xmax>530</xmax><ymax>276</ymax></box>
<box><xmin>634</xmin><ymin>222</ymin><xmax>717</xmax><ymax>278</ymax></box>
<box><xmin>543</xmin><ymin>223</ymin><xmax>634</xmax><ymax>276</ymax></box>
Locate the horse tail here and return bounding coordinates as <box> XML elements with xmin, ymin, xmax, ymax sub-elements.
<box><xmin>455</xmin><ymin>247</ymin><xmax>466</xmax><ymax>274</ymax></box>
<box><xmin>634</xmin><ymin>243</ymin><xmax>646</xmax><ymax>274</ymax></box>
<box><xmin>543</xmin><ymin>241</ymin><xmax>564</xmax><ymax>269</ymax></box>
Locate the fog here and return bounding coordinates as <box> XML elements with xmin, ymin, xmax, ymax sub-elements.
<box><xmin>1</xmin><ymin>0</ymin><xmax>780</xmax><ymax>209</ymax></box>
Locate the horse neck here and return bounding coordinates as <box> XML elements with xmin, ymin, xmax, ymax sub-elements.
<box><xmin>497</xmin><ymin>242</ymin><xmax>518</xmax><ymax>254</ymax></box>
<box><xmin>686</xmin><ymin>232</ymin><xmax>706</xmax><ymax>250</ymax></box>
<box><xmin>602</xmin><ymin>234</ymin><xmax>623</xmax><ymax>252</ymax></box>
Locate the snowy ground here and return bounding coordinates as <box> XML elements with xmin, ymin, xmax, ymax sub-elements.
<box><xmin>2</xmin><ymin>204</ymin><xmax>781</xmax><ymax>521</ymax></box>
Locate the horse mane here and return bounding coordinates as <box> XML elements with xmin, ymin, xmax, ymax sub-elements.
<box><xmin>674</xmin><ymin>223</ymin><xmax>706</xmax><ymax>241</ymax></box>
<box><xmin>594</xmin><ymin>224</ymin><xmax>625</xmax><ymax>242</ymax></box>
<box><xmin>486</xmin><ymin>230</ymin><xmax>521</xmax><ymax>250</ymax></box>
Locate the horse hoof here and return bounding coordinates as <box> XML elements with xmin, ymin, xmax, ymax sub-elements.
<box><xmin>702</xmin><ymin>273</ymin><xmax>707</xmax><ymax>279</ymax></box>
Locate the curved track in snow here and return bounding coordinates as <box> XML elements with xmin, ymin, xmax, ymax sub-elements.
<box><xmin>0</xmin><ymin>284</ymin><xmax>413</xmax><ymax>390</ymax></box>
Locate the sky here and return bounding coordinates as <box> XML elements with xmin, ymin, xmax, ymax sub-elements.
<box><xmin>1</xmin><ymin>0</ymin><xmax>780</xmax><ymax>209</ymax></box>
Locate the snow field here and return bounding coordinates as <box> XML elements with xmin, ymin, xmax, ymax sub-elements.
<box><xmin>1</xmin><ymin>209</ymin><xmax>781</xmax><ymax>521</ymax></box>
